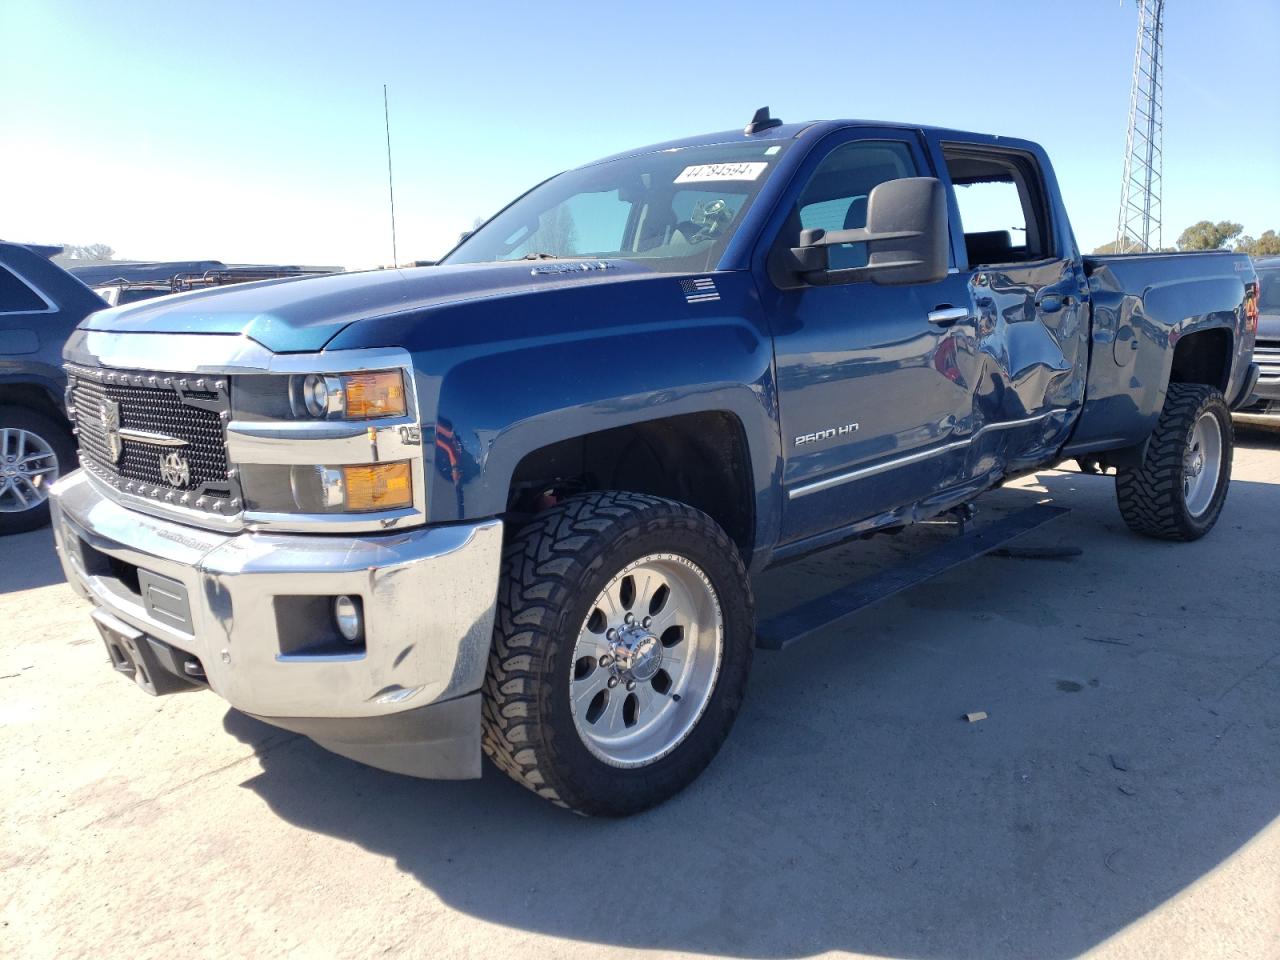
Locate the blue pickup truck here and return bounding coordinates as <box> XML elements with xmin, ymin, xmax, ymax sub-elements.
<box><xmin>49</xmin><ymin>112</ymin><xmax>1260</xmax><ymax>815</ymax></box>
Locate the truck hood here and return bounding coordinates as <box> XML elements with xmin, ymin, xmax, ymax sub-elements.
<box><xmin>80</xmin><ymin>260</ymin><xmax>654</xmax><ymax>353</ymax></box>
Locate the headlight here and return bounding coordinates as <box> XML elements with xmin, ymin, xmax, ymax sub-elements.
<box><xmin>302</xmin><ymin>374</ymin><xmax>340</xmax><ymax>418</ymax></box>
<box><xmin>293</xmin><ymin>370</ymin><xmax>406</xmax><ymax>420</ymax></box>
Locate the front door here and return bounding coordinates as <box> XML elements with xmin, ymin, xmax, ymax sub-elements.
<box><xmin>758</xmin><ymin>131</ymin><xmax>982</xmax><ymax>547</ymax></box>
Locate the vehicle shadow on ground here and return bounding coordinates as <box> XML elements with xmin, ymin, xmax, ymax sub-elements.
<box><xmin>0</xmin><ymin>527</ymin><xmax>66</xmax><ymax>593</ymax></box>
<box><xmin>225</xmin><ymin>464</ymin><xmax>1278</xmax><ymax>959</ymax></box>
<box><xmin>1236</xmin><ymin>423</ymin><xmax>1280</xmax><ymax>450</ymax></box>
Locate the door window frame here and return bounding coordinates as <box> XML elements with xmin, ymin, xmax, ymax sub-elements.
<box><xmin>750</xmin><ymin>127</ymin><xmax>953</xmax><ymax>289</ymax></box>
<box><xmin>930</xmin><ymin>139</ymin><xmax>1062</xmax><ymax>271</ymax></box>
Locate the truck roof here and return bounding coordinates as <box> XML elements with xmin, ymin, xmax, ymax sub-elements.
<box><xmin>587</xmin><ymin>118</ymin><xmax>1042</xmax><ymax>168</ymax></box>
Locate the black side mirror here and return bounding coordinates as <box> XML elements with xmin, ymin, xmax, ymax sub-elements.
<box><xmin>787</xmin><ymin>177</ymin><xmax>950</xmax><ymax>287</ymax></box>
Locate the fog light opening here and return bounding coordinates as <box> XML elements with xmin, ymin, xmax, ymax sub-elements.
<box><xmin>333</xmin><ymin>595</ymin><xmax>364</xmax><ymax>644</ymax></box>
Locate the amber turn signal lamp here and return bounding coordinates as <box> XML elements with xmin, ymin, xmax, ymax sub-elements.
<box><xmin>344</xmin><ymin>371</ymin><xmax>406</xmax><ymax>419</ymax></box>
<box><xmin>342</xmin><ymin>462</ymin><xmax>412</xmax><ymax>511</ymax></box>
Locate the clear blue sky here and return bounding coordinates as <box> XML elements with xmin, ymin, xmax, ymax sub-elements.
<box><xmin>3</xmin><ymin>0</ymin><xmax>1277</xmax><ymax>268</ymax></box>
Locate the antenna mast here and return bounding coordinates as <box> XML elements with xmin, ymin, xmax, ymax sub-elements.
<box><xmin>383</xmin><ymin>84</ymin><xmax>399</xmax><ymax>266</ymax></box>
<box><xmin>1115</xmin><ymin>0</ymin><xmax>1166</xmax><ymax>253</ymax></box>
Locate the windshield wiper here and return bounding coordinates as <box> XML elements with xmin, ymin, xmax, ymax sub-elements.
<box><xmin>520</xmin><ymin>252</ymin><xmax>559</xmax><ymax>260</ymax></box>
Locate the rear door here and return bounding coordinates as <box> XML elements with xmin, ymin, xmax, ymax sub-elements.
<box><xmin>930</xmin><ymin>139</ymin><xmax>1089</xmax><ymax>473</ymax></box>
<box><xmin>755</xmin><ymin>128</ymin><xmax>982</xmax><ymax>547</ymax></box>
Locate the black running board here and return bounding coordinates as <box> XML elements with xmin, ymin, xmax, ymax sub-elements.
<box><xmin>755</xmin><ymin>503</ymin><xmax>1070</xmax><ymax>651</ymax></box>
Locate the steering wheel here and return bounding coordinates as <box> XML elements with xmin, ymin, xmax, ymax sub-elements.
<box><xmin>689</xmin><ymin>198</ymin><xmax>733</xmax><ymax>244</ymax></box>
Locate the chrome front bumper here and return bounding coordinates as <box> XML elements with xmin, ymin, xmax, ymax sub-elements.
<box><xmin>50</xmin><ymin>469</ymin><xmax>503</xmax><ymax>778</ymax></box>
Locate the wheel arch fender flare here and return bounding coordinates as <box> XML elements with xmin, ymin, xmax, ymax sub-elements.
<box><xmin>424</xmin><ymin>322</ymin><xmax>784</xmax><ymax>555</ymax></box>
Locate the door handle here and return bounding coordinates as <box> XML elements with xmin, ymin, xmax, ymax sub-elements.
<box><xmin>927</xmin><ymin>306</ymin><xmax>971</xmax><ymax>326</ymax></box>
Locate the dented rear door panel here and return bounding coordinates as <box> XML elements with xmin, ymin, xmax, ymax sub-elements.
<box><xmin>925</xmin><ymin>132</ymin><xmax>1091</xmax><ymax>485</ymax></box>
<box><xmin>964</xmin><ymin>259</ymin><xmax>1088</xmax><ymax>476</ymax></box>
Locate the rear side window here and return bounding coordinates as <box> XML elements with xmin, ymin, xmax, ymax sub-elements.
<box><xmin>943</xmin><ymin>145</ymin><xmax>1053</xmax><ymax>266</ymax></box>
<box><xmin>789</xmin><ymin>141</ymin><xmax>919</xmax><ymax>270</ymax></box>
<box><xmin>0</xmin><ymin>267</ymin><xmax>47</xmax><ymax>313</ymax></box>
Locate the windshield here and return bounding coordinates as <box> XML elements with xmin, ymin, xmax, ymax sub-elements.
<box><xmin>1257</xmin><ymin>266</ymin><xmax>1280</xmax><ymax>313</ymax></box>
<box><xmin>443</xmin><ymin>141</ymin><xmax>790</xmax><ymax>273</ymax></box>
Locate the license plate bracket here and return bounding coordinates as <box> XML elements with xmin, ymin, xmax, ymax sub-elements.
<box><xmin>92</xmin><ymin>608</ymin><xmax>200</xmax><ymax>696</ymax></box>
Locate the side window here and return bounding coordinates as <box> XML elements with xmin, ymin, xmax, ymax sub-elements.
<box><xmin>0</xmin><ymin>267</ymin><xmax>48</xmax><ymax>313</ymax></box>
<box><xmin>943</xmin><ymin>147</ymin><xmax>1052</xmax><ymax>266</ymax></box>
<box><xmin>790</xmin><ymin>141</ymin><xmax>918</xmax><ymax>270</ymax></box>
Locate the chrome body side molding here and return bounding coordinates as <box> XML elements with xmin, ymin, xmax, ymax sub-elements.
<box><xmin>787</xmin><ymin>413</ymin><xmax>1057</xmax><ymax>500</ymax></box>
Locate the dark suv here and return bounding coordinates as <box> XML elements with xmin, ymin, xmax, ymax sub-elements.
<box><xmin>0</xmin><ymin>243</ymin><xmax>106</xmax><ymax>533</ymax></box>
<box><xmin>1236</xmin><ymin>255</ymin><xmax>1280</xmax><ymax>427</ymax></box>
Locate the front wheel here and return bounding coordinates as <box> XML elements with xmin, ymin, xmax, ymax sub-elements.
<box><xmin>0</xmin><ymin>405</ymin><xmax>77</xmax><ymax>536</ymax></box>
<box><xmin>481</xmin><ymin>492</ymin><xmax>754</xmax><ymax>816</ymax></box>
<box><xmin>1115</xmin><ymin>383</ymin><xmax>1232</xmax><ymax>541</ymax></box>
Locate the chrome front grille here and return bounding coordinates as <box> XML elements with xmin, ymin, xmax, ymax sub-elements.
<box><xmin>66</xmin><ymin>364</ymin><xmax>241</xmax><ymax>516</ymax></box>
<box><xmin>1255</xmin><ymin>341</ymin><xmax>1280</xmax><ymax>381</ymax></box>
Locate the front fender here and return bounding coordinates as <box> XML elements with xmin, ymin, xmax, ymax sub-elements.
<box><xmin>434</xmin><ymin>318</ymin><xmax>779</xmax><ymax>539</ymax></box>
<box><xmin>0</xmin><ymin>367</ymin><xmax>68</xmax><ymax>413</ymax></box>
<box><xmin>326</xmin><ymin>270</ymin><xmax>784</xmax><ymax>561</ymax></box>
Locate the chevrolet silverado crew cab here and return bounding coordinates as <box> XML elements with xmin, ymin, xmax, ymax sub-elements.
<box><xmin>49</xmin><ymin>111</ymin><xmax>1260</xmax><ymax>816</ymax></box>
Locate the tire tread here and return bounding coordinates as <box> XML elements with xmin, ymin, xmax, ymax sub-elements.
<box><xmin>1115</xmin><ymin>383</ymin><xmax>1231</xmax><ymax>541</ymax></box>
<box><xmin>479</xmin><ymin>491</ymin><xmax>751</xmax><ymax>816</ymax></box>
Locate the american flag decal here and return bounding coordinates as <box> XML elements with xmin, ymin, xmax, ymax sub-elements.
<box><xmin>680</xmin><ymin>277</ymin><xmax>720</xmax><ymax>303</ymax></box>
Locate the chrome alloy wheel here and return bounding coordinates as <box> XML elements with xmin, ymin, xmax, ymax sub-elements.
<box><xmin>569</xmin><ymin>553</ymin><xmax>724</xmax><ymax>768</ymax></box>
<box><xmin>0</xmin><ymin>427</ymin><xmax>59</xmax><ymax>513</ymax></box>
<box><xmin>1183</xmin><ymin>411</ymin><xmax>1223</xmax><ymax>518</ymax></box>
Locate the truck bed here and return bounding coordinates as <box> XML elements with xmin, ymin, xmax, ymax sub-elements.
<box><xmin>1066</xmin><ymin>249</ymin><xmax>1255</xmax><ymax>456</ymax></box>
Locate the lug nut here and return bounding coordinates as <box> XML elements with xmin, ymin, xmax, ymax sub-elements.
<box><xmin>624</xmin><ymin>612</ymin><xmax>635</xmax><ymax>624</ymax></box>
<box><xmin>642</xmin><ymin>616</ymin><xmax>652</xmax><ymax>628</ymax></box>
<box><xmin>598</xmin><ymin>654</ymin><xmax>612</xmax><ymax>667</ymax></box>
<box><xmin>607</xmin><ymin>676</ymin><xmax>620</xmax><ymax>688</ymax></box>
<box><xmin>606</xmin><ymin>629</ymin><xmax>617</xmax><ymax>641</ymax></box>
<box><xmin>626</xmin><ymin>680</ymin><xmax>636</xmax><ymax>691</ymax></box>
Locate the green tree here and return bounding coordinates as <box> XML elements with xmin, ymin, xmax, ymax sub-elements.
<box><xmin>1176</xmin><ymin>221</ymin><xmax>1243</xmax><ymax>251</ymax></box>
<box><xmin>1091</xmin><ymin>240</ymin><xmax>1131</xmax><ymax>254</ymax></box>
<box><xmin>1091</xmin><ymin>239</ymin><xmax>1175</xmax><ymax>254</ymax></box>
<box><xmin>1236</xmin><ymin>230</ymin><xmax>1280</xmax><ymax>256</ymax></box>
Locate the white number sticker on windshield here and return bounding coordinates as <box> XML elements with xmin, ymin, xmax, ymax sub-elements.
<box><xmin>674</xmin><ymin>162</ymin><xmax>768</xmax><ymax>184</ymax></box>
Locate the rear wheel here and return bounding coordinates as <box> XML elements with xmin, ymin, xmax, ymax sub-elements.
<box><xmin>0</xmin><ymin>406</ymin><xmax>76</xmax><ymax>535</ymax></box>
<box><xmin>1115</xmin><ymin>383</ymin><xmax>1232</xmax><ymax>541</ymax></box>
<box><xmin>481</xmin><ymin>491</ymin><xmax>754</xmax><ymax>816</ymax></box>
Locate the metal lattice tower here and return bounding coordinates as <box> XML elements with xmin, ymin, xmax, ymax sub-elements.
<box><xmin>1115</xmin><ymin>0</ymin><xmax>1166</xmax><ymax>253</ymax></box>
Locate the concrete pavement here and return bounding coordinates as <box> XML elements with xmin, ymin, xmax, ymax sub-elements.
<box><xmin>2</xmin><ymin>431</ymin><xmax>1277</xmax><ymax>960</ymax></box>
